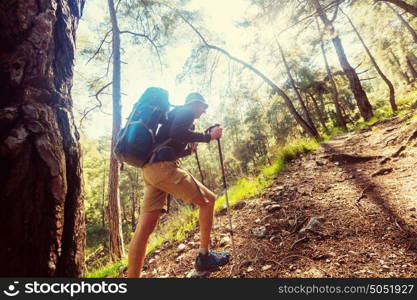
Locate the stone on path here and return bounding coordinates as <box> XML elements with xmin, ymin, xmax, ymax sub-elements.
<box><xmin>262</xmin><ymin>265</ymin><xmax>272</xmax><ymax>271</ymax></box>
<box><xmin>177</xmin><ymin>243</ymin><xmax>186</xmax><ymax>252</ymax></box>
<box><xmin>299</xmin><ymin>216</ymin><xmax>325</xmax><ymax>234</ymax></box>
<box><xmin>187</xmin><ymin>269</ymin><xmax>211</xmax><ymax>278</ymax></box>
<box><xmin>252</xmin><ymin>226</ymin><xmax>268</xmax><ymax>238</ymax></box>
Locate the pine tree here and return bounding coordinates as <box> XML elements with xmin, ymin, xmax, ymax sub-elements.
<box><xmin>0</xmin><ymin>0</ymin><xmax>86</xmax><ymax>277</ymax></box>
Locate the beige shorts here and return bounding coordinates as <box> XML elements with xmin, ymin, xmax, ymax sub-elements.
<box><xmin>141</xmin><ymin>161</ymin><xmax>210</xmax><ymax>213</ymax></box>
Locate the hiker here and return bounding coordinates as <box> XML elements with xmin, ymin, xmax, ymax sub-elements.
<box><xmin>127</xmin><ymin>92</ymin><xmax>230</xmax><ymax>277</ymax></box>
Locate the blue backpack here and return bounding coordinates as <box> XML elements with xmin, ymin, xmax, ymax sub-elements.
<box><xmin>114</xmin><ymin>87</ymin><xmax>171</xmax><ymax>168</ymax></box>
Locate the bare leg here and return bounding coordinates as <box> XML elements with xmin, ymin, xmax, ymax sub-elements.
<box><xmin>192</xmin><ymin>187</ymin><xmax>216</xmax><ymax>251</ymax></box>
<box><xmin>127</xmin><ymin>210</ymin><xmax>161</xmax><ymax>278</ymax></box>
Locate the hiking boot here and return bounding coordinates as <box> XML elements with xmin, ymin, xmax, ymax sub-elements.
<box><xmin>194</xmin><ymin>251</ymin><xmax>230</xmax><ymax>272</ymax></box>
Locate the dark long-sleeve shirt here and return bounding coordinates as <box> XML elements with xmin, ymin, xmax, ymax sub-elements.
<box><xmin>152</xmin><ymin>106</ymin><xmax>211</xmax><ymax>162</ymax></box>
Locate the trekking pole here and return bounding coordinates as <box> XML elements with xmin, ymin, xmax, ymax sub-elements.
<box><xmin>215</xmin><ymin>133</ymin><xmax>236</xmax><ymax>264</ymax></box>
<box><xmin>194</xmin><ymin>149</ymin><xmax>205</xmax><ymax>185</ymax></box>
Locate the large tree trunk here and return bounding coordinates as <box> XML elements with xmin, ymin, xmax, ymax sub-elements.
<box><xmin>331</xmin><ymin>31</ymin><xmax>374</xmax><ymax>121</ymax></box>
<box><xmin>342</xmin><ymin>10</ymin><xmax>397</xmax><ymax>112</ymax></box>
<box><xmin>107</xmin><ymin>0</ymin><xmax>125</xmax><ymax>261</ymax></box>
<box><xmin>386</xmin><ymin>3</ymin><xmax>417</xmax><ymax>43</ymax></box>
<box><xmin>377</xmin><ymin>0</ymin><xmax>417</xmax><ymax>17</ymax></box>
<box><xmin>0</xmin><ymin>0</ymin><xmax>86</xmax><ymax>276</ymax></box>
<box><xmin>315</xmin><ymin>17</ymin><xmax>347</xmax><ymax>130</ymax></box>
<box><xmin>277</xmin><ymin>42</ymin><xmax>319</xmax><ymax>136</ymax></box>
<box><xmin>313</xmin><ymin>0</ymin><xmax>374</xmax><ymax>121</ymax></box>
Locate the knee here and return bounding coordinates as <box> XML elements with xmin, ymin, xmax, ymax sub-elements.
<box><xmin>208</xmin><ymin>193</ymin><xmax>216</xmax><ymax>205</ymax></box>
<box><xmin>194</xmin><ymin>194</ymin><xmax>216</xmax><ymax>208</ymax></box>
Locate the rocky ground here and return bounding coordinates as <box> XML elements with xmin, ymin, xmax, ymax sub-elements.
<box><xmin>120</xmin><ymin>114</ymin><xmax>417</xmax><ymax>278</ymax></box>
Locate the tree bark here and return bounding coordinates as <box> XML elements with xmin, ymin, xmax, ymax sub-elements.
<box><xmin>107</xmin><ymin>0</ymin><xmax>125</xmax><ymax>261</ymax></box>
<box><xmin>385</xmin><ymin>3</ymin><xmax>417</xmax><ymax>44</ymax></box>
<box><xmin>102</xmin><ymin>160</ymin><xmax>107</xmax><ymax>227</ymax></box>
<box><xmin>376</xmin><ymin>0</ymin><xmax>417</xmax><ymax>17</ymax></box>
<box><xmin>277</xmin><ymin>42</ymin><xmax>319</xmax><ymax>136</ymax></box>
<box><xmin>315</xmin><ymin>17</ymin><xmax>347</xmax><ymax>130</ymax></box>
<box><xmin>0</xmin><ymin>0</ymin><xmax>86</xmax><ymax>277</ymax></box>
<box><xmin>342</xmin><ymin>10</ymin><xmax>397</xmax><ymax>112</ymax></box>
<box><xmin>313</xmin><ymin>0</ymin><xmax>374</xmax><ymax>121</ymax></box>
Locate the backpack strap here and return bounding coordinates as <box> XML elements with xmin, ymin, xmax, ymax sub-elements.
<box><xmin>129</xmin><ymin>120</ymin><xmax>156</xmax><ymax>143</ymax></box>
<box><xmin>147</xmin><ymin>138</ymin><xmax>172</xmax><ymax>165</ymax></box>
<box><xmin>118</xmin><ymin>105</ymin><xmax>161</xmax><ymax>145</ymax></box>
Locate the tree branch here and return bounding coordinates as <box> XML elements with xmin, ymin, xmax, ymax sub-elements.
<box><xmin>277</xmin><ymin>1</ymin><xmax>339</xmax><ymax>36</ymax></box>
<box><xmin>157</xmin><ymin>1</ymin><xmax>320</xmax><ymax>138</ymax></box>
<box><xmin>329</xmin><ymin>3</ymin><xmax>339</xmax><ymax>23</ymax></box>
<box><xmin>353</xmin><ymin>59</ymin><xmax>364</xmax><ymax>70</ymax></box>
<box><xmin>119</xmin><ymin>30</ymin><xmax>163</xmax><ymax>71</ymax></box>
<box><xmin>115</xmin><ymin>0</ymin><xmax>122</xmax><ymax>12</ymax></box>
<box><xmin>80</xmin><ymin>82</ymin><xmax>113</xmax><ymax>125</ymax></box>
<box><xmin>87</xmin><ymin>29</ymin><xmax>113</xmax><ymax>64</ymax></box>
<box><xmin>375</xmin><ymin>0</ymin><xmax>417</xmax><ymax>17</ymax></box>
<box><xmin>357</xmin><ymin>68</ymin><xmax>371</xmax><ymax>75</ymax></box>
<box><xmin>94</xmin><ymin>48</ymin><xmax>114</xmax><ymax>83</ymax></box>
<box><xmin>359</xmin><ymin>76</ymin><xmax>377</xmax><ymax>81</ymax></box>
<box><xmin>106</xmin><ymin>48</ymin><xmax>114</xmax><ymax>77</ymax></box>
<box><xmin>295</xmin><ymin>18</ymin><xmax>315</xmax><ymax>39</ymax></box>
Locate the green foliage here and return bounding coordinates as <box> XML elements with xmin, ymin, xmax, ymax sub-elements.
<box><xmin>214</xmin><ymin>177</ymin><xmax>263</xmax><ymax>212</ymax></box>
<box><xmin>397</xmin><ymin>89</ymin><xmax>417</xmax><ymax>110</ymax></box>
<box><xmin>86</xmin><ymin>224</ymin><xmax>108</xmax><ymax>250</ymax></box>
<box><xmin>86</xmin><ymin>257</ymin><xmax>127</xmax><ymax>278</ymax></box>
<box><xmin>81</xmin><ymin>135</ymin><xmax>109</xmax><ymax>227</ymax></box>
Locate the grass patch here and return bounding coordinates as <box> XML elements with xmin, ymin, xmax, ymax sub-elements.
<box><xmin>86</xmin><ymin>257</ymin><xmax>127</xmax><ymax>278</ymax></box>
<box><xmin>214</xmin><ymin>137</ymin><xmax>319</xmax><ymax>212</ymax></box>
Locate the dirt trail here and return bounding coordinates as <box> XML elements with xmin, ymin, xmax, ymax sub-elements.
<box><xmin>121</xmin><ymin>115</ymin><xmax>417</xmax><ymax>278</ymax></box>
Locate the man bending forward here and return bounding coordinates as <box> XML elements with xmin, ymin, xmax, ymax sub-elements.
<box><xmin>127</xmin><ymin>92</ymin><xmax>230</xmax><ymax>277</ymax></box>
